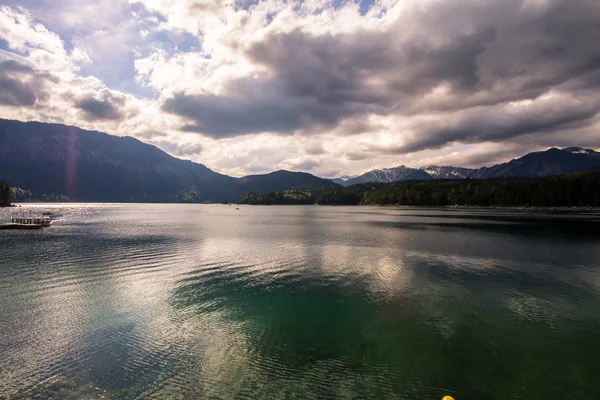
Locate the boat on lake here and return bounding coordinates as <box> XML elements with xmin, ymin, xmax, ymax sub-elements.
<box><xmin>0</xmin><ymin>211</ymin><xmax>52</xmax><ymax>229</ymax></box>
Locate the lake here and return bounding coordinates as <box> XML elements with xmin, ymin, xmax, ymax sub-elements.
<box><xmin>1</xmin><ymin>204</ymin><xmax>599</xmax><ymax>399</ymax></box>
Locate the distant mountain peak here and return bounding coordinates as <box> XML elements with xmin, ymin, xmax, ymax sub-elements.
<box><xmin>334</xmin><ymin>146</ymin><xmax>600</xmax><ymax>185</ymax></box>
<box><xmin>562</xmin><ymin>147</ymin><xmax>598</xmax><ymax>155</ymax></box>
<box><xmin>419</xmin><ymin>165</ymin><xmax>474</xmax><ymax>179</ymax></box>
<box><xmin>468</xmin><ymin>146</ymin><xmax>600</xmax><ymax>179</ymax></box>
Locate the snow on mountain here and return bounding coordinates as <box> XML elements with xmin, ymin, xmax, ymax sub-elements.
<box><xmin>343</xmin><ymin>165</ymin><xmax>419</xmax><ymax>185</ymax></box>
<box><xmin>328</xmin><ymin>147</ymin><xmax>600</xmax><ymax>185</ymax></box>
<box><xmin>419</xmin><ymin>166</ymin><xmax>475</xmax><ymax>179</ymax></box>
<box><xmin>562</xmin><ymin>147</ymin><xmax>600</xmax><ymax>156</ymax></box>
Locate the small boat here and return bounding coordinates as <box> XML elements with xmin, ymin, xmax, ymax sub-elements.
<box><xmin>4</xmin><ymin>211</ymin><xmax>52</xmax><ymax>228</ymax></box>
<box><xmin>0</xmin><ymin>222</ymin><xmax>43</xmax><ymax>230</ymax></box>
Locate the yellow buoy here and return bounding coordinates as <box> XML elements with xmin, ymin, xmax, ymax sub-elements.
<box><xmin>442</xmin><ymin>397</ymin><xmax>455</xmax><ymax>400</ymax></box>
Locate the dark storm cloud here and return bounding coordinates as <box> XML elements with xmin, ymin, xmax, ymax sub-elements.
<box><xmin>398</xmin><ymin>95</ymin><xmax>600</xmax><ymax>153</ymax></box>
<box><xmin>163</xmin><ymin>87</ymin><xmax>308</xmax><ymax>137</ymax></box>
<box><xmin>0</xmin><ymin>59</ymin><xmax>33</xmax><ymax>74</ymax></box>
<box><xmin>0</xmin><ymin>59</ymin><xmax>56</xmax><ymax>106</ymax></box>
<box><xmin>304</xmin><ymin>143</ymin><xmax>327</xmax><ymax>155</ymax></box>
<box><xmin>74</xmin><ymin>93</ymin><xmax>125</xmax><ymax>121</ymax></box>
<box><xmin>163</xmin><ymin>0</ymin><xmax>600</xmax><ymax>148</ymax></box>
<box><xmin>162</xmin><ymin>25</ymin><xmax>495</xmax><ymax>138</ymax></box>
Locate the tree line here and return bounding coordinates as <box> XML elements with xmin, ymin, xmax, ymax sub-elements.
<box><xmin>241</xmin><ymin>190</ymin><xmax>317</xmax><ymax>205</ymax></box>
<box><xmin>240</xmin><ymin>170</ymin><xmax>600</xmax><ymax>207</ymax></box>
<box><xmin>0</xmin><ymin>180</ymin><xmax>12</xmax><ymax>206</ymax></box>
<box><xmin>0</xmin><ymin>181</ymin><xmax>70</xmax><ymax>205</ymax></box>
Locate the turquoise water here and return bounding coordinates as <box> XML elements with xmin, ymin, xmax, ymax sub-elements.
<box><xmin>1</xmin><ymin>204</ymin><xmax>599</xmax><ymax>399</ymax></box>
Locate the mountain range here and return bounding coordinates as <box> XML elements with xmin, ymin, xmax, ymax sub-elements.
<box><xmin>0</xmin><ymin>119</ymin><xmax>336</xmax><ymax>203</ymax></box>
<box><xmin>0</xmin><ymin>118</ymin><xmax>599</xmax><ymax>203</ymax></box>
<box><xmin>335</xmin><ymin>148</ymin><xmax>600</xmax><ymax>185</ymax></box>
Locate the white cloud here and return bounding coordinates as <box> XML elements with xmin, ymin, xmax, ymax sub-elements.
<box><xmin>1</xmin><ymin>0</ymin><xmax>600</xmax><ymax>179</ymax></box>
<box><xmin>0</xmin><ymin>6</ymin><xmax>69</xmax><ymax>69</ymax></box>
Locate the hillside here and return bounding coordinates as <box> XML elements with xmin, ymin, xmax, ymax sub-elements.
<box><xmin>238</xmin><ymin>170</ymin><xmax>337</xmax><ymax>193</ymax></box>
<box><xmin>0</xmin><ymin>119</ymin><xmax>336</xmax><ymax>203</ymax></box>
<box><xmin>342</xmin><ymin>165</ymin><xmax>415</xmax><ymax>185</ymax></box>
<box><xmin>469</xmin><ymin>148</ymin><xmax>600</xmax><ymax>179</ymax></box>
<box><xmin>358</xmin><ymin>170</ymin><xmax>600</xmax><ymax>207</ymax></box>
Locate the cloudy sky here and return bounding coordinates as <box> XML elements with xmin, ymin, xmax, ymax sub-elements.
<box><xmin>0</xmin><ymin>0</ymin><xmax>599</xmax><ymax>177</ymax></box>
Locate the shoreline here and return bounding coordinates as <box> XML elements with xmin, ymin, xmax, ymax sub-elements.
<box><xmin>245</xmin><ymin>204</ymin><xmax>600</xmax><ymax>212</ymax></box>
<box><xmin>4</xmin><ymin>202</ymin><xmax>600</xmax><ymax>213</ymax></box>
<box><xmin>361</xmin><ymin>204</ymin><xmax>600</xmax><ymax>213</ymax></box>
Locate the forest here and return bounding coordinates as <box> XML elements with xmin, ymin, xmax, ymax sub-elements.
<box><xmin>0</xmin><ymin>182</ymin><xmax>69</xmax><ymax>205</ymax></box>
<box><xmin>0</xmin><ymin>180</ymin><xmax>12</xmax><ymax>207</ymax></box>
<box><xmin>240</xmin><ymin>189</ymin><xmax>317</xmax><ymax>205</ymax></box>
<box><xmin>241</xmin><ymin>170</ymin><xmax>600</xmax><ymax>207</ymax></box>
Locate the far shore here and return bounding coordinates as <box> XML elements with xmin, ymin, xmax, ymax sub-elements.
<box><xmin>3</xmin><ymin>202</ymin><xmax>600</xmax><ymax>213</ymax></box>
<box><xmin>362</xmin><ymin>204</ymin><xmax>600</xmax><ymax>213</ymax></box>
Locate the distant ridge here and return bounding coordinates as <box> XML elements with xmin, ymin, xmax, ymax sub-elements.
<box><xmin>468</xmin><ymin>147</ymin><xmax>600</xmax><ymax>179</ymax></box>
<box><xmin>333</xmin><ymin>147</ymin><xmax>600</xmax><ymax>185</ymax></box>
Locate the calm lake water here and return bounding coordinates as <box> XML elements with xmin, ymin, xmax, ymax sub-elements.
<box><xmin>1</xmin><ymin>204</ymin><xmax>600</xmax><ymax>399</ymax></box>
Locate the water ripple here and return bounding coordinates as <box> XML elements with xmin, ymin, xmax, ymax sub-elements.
<box><xmin>1</xmin><ymin>204</ymin><xmax>599</xmax><ymax>399</ymax></box>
